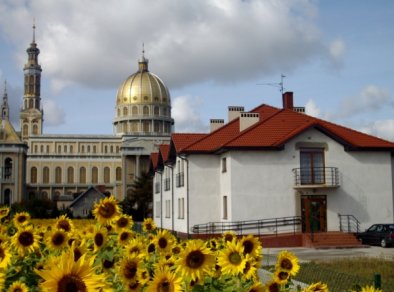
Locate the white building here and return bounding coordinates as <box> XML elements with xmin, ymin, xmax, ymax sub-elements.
<box><xmin>150</xmin><ymin>92</ymin><xmax>394</xmax><ymax>244</ymax></box>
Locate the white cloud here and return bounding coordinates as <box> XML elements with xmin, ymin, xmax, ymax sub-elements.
<box><xmin>305</xmin><ymin>99</ymin><xmax>321</xmax><ymax>117</ymax></box>
<box><xmin>0</xmin><ymin>0</ymin><xmax>327</xmax><ymax>93</ymax></box>
<box><xmin>334</xmin><ymin>85</ymin><xmax>390</xmax><ymax>119</ymax></box>
<box><xmin>327</xmin><ymin>38</ymin><xmax>346</xmax><ymax>69</ymax></box>
<box><xmin>358</xmin><ymin>120</ymin><xmax>394</xmax><ymax>142</ymax></box>
<box><xmin>172</xmin><ymin>95</ymin><xmax>207</xmax><ymax>133</ymax></box>
<box><xmin>43</xmin><ymin>99</ymin><xmax>66</xmax><ymax>126</ymax></box>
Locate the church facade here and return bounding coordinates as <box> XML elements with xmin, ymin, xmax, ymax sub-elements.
<box><xmin>0</xmin><ymin>26</ymin><xmax>173</xmax><ymax>206</ymax></box>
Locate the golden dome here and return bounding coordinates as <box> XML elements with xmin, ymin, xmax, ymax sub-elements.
<box><xmin>116</xmin><ymin>56</ymin><xmax>170</xmax><ymax>106</ymax></box>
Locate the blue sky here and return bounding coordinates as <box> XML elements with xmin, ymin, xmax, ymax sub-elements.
<box><xmin>0</xmin><ymin>0</ymin><xmax>393</xmax><ymax>141</ymax></box>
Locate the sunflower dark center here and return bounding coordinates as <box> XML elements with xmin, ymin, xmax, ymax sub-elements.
<box><xmin>158</xmin><ymin>237</ymin><xmax>168</xmax><ymax>249</ymax></box>
<box><xmin>13</xmin><ymin>288</ymin><xmax>22</xmax><ymax>292</ymax></box>
<box><xmin>17</xmin><ymin>215</ymin><xmax>26</xmax><ymax>223</ymax></box>
<box><xmin>148</xmin><ymin>243</ymin><xmax>155</xmax><ymax>253</ymax></box>
<box><xmin>98</xmin><ymin>202</ymin><xmax>116</xmax><ymax>218</ymax></box>
<box><xmin>58</xmin><ymin>274</ymin><xmax>87</xmax><ymax>292</ymax></box>
<box><xmin>280</xmin><ymin>258</ymin><xmax>293</xmax><ymax>270</ymax></box>
<box><xmin>224</xmin><ymin>234</ymin><xmax>233</xmax><ymax>242</ymax></box>
<box><xmin>172</xmin><ymin>246</ymin><xmax>181</xmax><ymax>254</ymax></box>
<box><xmin>243</xmin><ymin>240</ymin><xmax>254</xmax><ymax>254</ymax></box>
<box><xmin>268</xmin><ymin>282</ymin><xmax>280</xmax><ymax>292</ymax></box>
<box><xmin>229</xmin><ymin>252</ymin><xmax>242</xmax><ymax>265</ymax></box>
<box><xmin>243</xmin><ymin>261</ymin><xmax>251</xmax><ymax>273</ymax></box>
<box><xmin>58</xmin><ymin>220</ymin><xmax>71</xmax><ymax>232</ymax></box>
<box><xmin>0</xmin><ymin>247</ymin><xmax>4</xmax><ymax>259</ymax></box>
<box><xmin>130</xmin><ymin>247</ymin><xmax>140</xmax><ymax>253</ymax></box>
<box><xmin>103</xmin><ymin>259</ymin><xmax>114</xmax><ymax>269</ymax></box>
<box><xmin>186</xmin><ymin>250</ymin><xmax>205</xmax><ymax>269</ymax></box>
<box><xmin>145</xmin><ymin>223</ymin><xmax>152</xmax><ymax>231</ymax></box>
<box><xmin>94</xmin><ymin>233</ymin><xmax>104</xmax><ymax>247</ymax></box>
<box><xmin>278</xmin><ymin>271</ymin><xmax>289</xmax><ymax>280</ymax></box>
<box><xmin>117</xmin><ymin>217</ymin><xmax>128</xmax><ymax>228</ymax></box>
<box><xmin>52</xmin><ymin>232</ymin><xmax>65</xmax><ymax>246</ymax></box>
<box><xmin>124</xmin><ymin>261</ymin><xmax>138</xmax><ymax>279</ymax></box>
<box><xmin>18</xmin><ymin>231</ymin><xmax>34</xmax><ymax>247</ymax></box>
<box><xmin>120</xmin><ymin>232</ymin><xmax>130</xmax><ymax>241</ymax></box>
<box><xmin>158</xmin><ymin>280</ymin><xmax>171</xmax><ymax>292</ymax></box>
<box><xmin>73</xmin><ymin>248</ymin><xmax>82</xmax><ymax>262</ymax></box>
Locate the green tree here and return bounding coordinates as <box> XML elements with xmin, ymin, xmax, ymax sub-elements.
<box><xmin>121</xmin><ymin>172</ymin><xmax>153</xmax><ymax>221</ymax></box>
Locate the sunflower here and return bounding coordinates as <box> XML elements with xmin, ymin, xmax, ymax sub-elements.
<box><xmin>0</xmin><ymin>270</ymin><xmax>4</xmax><ymax>290</ymax></box>
<box><xmin>118</xmin><ymin>230</ymin><xmax>134</xmax><ymax>246</ymax></box>
<box><xmin>146</xmin><ymin>266</ymin><xmax>182</xmax><ymax>292</ymax></box>
<box><xmin>35</xmin><ymin>251</ymin><xmax>107</xmax><ymax>292</ymax></box>
<box><xmin>175</xmin><ymin>239</ymin><xmax>215</xmax><ymax>282</ymax></box>
<box><xmin>222</xmin><ymin>231</ymin><xmax>237</xmax><ymax>243</ymax></box>
<box><xmin>247</xmin><ymin>281</ymin><xmax>265</xmax><ymax>292</ymax></box>
<box><xmin>240</xmin><ymin>234</ymin><xmax>262</xmax><ymax>258</ymax></box>
<box><xmin>118</xmin><ymin>254</ymin><xmax>141</xmax><ymax>284</ymax></box>
<box><xmin>55</xmin><ymin>215</ymin><xmax>74</xmax><ymax>233</ymax></box>
<box><xmin>45</xmin><ymin>229</ymin><xmax>68</xmax><ymax>251</ymax></box>
<box><xmin>360</xmin><ymin>286</ymin><xmax>382</xmax><ymax>292</ymax></box>
<box><xmin>275</xmin><ymin>250</ymin><xmax>300</xmax><ymax>277</ymax></box>
<box><xmin>92</xmin><ymin>226</ymin><xmax>108</xmax><ymax>252</ymax></box>
<box><xmin>114</xmin><ymin>214</ymin><xmax>134</xmax><ymax>232</ymax></box>
<box><xmin>0</xmin><ymin>243</ymin><xmax>11</xmax><ymax>269</ymax></box>
<box><xmin>153</xmin><ymin>229</ymin><xmax>176</xmax><ymax>254</ymax></box>
<box><xmin>302</xmin><ymin>282</ymin><xmax>329</xmax><ymax>292</ymax></box>
<box><xmin>273</xmin><ymin>269</ymin><xmax>290</xmax><ymax>285</ymax></box>
<box><xmin>265</xmin><ymin>279</ymin><xmax>281</xmax><ymax>292</ymax></box>
<box><xmin>11</xmin><ymin>226</ymin><xmax>40</xmax><ymax>256</ymax></box>
<box><xmin>137</xmin><ymin>267</ymin><xmax>151</xmax><ymax>286</ymax></box>
<box><xmin>12</xmin><ymin>211</ymin><xmax>31</xmax><ymax>228</ymax></box>
<box><xmin>217</xmin><ymin>239</ymin><xmax>246</xmax><ymax>276</ymax></box>
<box><xmin>70</xmin><ymin>240</ymin><xmax>88</xmax><ymax>262</ymax></box>
<box><xmin>124</xmin><ymin>280</ymin><xmax>143</xmax><ymax>292</ymax></box>
<box><xmin>142</xmin><ymin>218</ymin><xmax>156</xmax><ymax>233</ymax></box>
<box><xmin>124</xmin><ymin>239</ymin><xmax>146</xmax><ymax>258</ymax></box>
<box><xmin>92</xmin><ymin>196</ymin><xmax>121</xmax><ymax>225</ymax></box>
<box><xmin>8</xmin><ymin>281</ymin><xmax>29</xmax><ymax>292</ymax></box>
<box><xmin>0</xmin><ymin>206</ymin><xmax>10</xmax><ymax>219</ymax></box>
<box><xmin>242</xmin><ymin>255</ymin><xmax>259</xmax><ymax>281</ymax></box>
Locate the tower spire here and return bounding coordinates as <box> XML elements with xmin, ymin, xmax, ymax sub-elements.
<box><xmin>138</xmin><ymin>43</ymin><xmax>149</xmax><ymax>72</ymax></box>
<box><xmin>32</xmin><ymin>18</ymin><xmax>36</xmax><ymax>44</ymax></box>
<box><xmin>2</xmin><ymin>80</ymin><xmax>9</xmax><ymax>121</ymax></box>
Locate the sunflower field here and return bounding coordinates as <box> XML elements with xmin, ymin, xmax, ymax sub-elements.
<box><xmin>0</xmin><ymin>196</ymin><xmax>382</xmax><ymax>292</ymax></box>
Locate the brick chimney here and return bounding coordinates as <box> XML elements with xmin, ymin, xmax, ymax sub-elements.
<box><xmin>228</xmin><ymin>106</ymin><xmax>245</xmax><ymax>122</ymax></box>
<box><xmin>282</xmin><ymin>91</ymin><xmax>294</xmax><ymax>110</ymax></box>
<box><xmin>210</xmin><ymin>119</ymin><xmax>224</xmax><ymax>132</ymax></box>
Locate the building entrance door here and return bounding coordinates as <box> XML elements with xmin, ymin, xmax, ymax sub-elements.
<box><xmin>301</xmin><ymin>195</ymin><xmax>327</xmax><ymax>232</ymax></box>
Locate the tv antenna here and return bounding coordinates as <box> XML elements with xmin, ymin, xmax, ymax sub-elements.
<box><xmin>257</xmin><ymin>74</ymin><xmax>286</xmax><ymax>95</ymax></box>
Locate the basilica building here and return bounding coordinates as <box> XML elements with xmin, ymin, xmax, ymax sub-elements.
<box><xmin>0</xmin><ymin>26</ymin><xmax>173</xmax><ymax>206</ymax></box>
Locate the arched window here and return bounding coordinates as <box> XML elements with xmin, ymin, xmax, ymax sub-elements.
<box><xmin>4</xmin><ymin>189</ymin><xmax>11</xmax><ymax>205</ymax></box>
<box><xmin>29</xmin><ymin>99</ymin><xmax>33</xmax><ymax>109</ymax></box>
<box><xmin>116</xmin><ymin>146</ymin><xmax>119</xmax><ymax>153</ymax></box>
<box><xmin>131</xmin><ymin>121</ymin><xmax>138</xmax><ymax>132</ymax></box>
<box><xmin>43</xmin><ymin>167</ymin><xmax>50</xmax><ymax>183</ymax></box>
<box><xmin>143</xmin><ymin>121</ymin><xmax>150</xmax><ymax>132</ymax></box>
<box><xmin>92</xmin><ymin>167</ymin><xmax>98</xmax><ymax>184</ymax></box>
<box><xmin>104</xmin><ymin>146</ymin><xmax>108</xmax><ymax>153</ymax></box>
<box><xmin>143</xmin><ymin>106</ymin><xmax>149</xmax><ymax>116</ymax></box>
<box><xmin>40</xmin><ymin>145</ymin><xmax>44</xmax><ymax>152</ymax></box>
<box><xmin>46</xmin><ymin>145</ymin><xmax>49</xmax><ymax>152</ymax></box>
<box><xmin>4</xmin><ymin>158</ymin><xmax>12</xmax><ymax>179</ymax></box>
<box><xmin>104</xmin><ymin>167</ymin><xmax>110</xmax><ymax>184</ymax></box>
<box><xmin>87</xmin><ymin>146</ymin><xmax>91</xmax><ymax>153</ymax></box>
<box><xmin>122</xmin><ymin>123</ymin><xmax>128</xmax><ymax>133</ymax></box>
<box><xmin>132</xmin><ymin>106</ymin><xmax>138</xmax><ymax>115</ymax></box>
<box><xmin>33</xmin><ymin>124</ymin><xmax>38</xmax><ymax>135</ymax></box>
<box><xmin>64</xmin><ymin>145</ymin><xmax>67</xmax><ymax>153</ymax></box>
<box><xmin>123</xmin><ymin>107</ymin><xmax>128</xmax><ymax>116</ymax></box>
<box><xmin>80</xmin><ymin>167</ymin><xmax>86</xmax><ymax>184</ymax></box>
<box><xmin>23</xmin><ymin>124</ymin><xmax>28</xmax><ymax>137</ymax></box>
<box><xmin>116</xmin><ymin>167</ymin><xmax>122</xmax><ymax>181</ymax></box>
<box><xmin>55</xmin><ymin>167</ymin><xmax>62</xmax><ymax>184</ymax></box>
<box><xmin>58</xmin><ymin>145</ymin><xmax>61</xmax><ymax>153</ymax></box>
<box><xmin>70</xmin><ymin>145</ymin><xmax>73</xmax><ymax>153</ymax></box>
<box><xmin>34</xmin><ymin>145</ymin><xmax>38</xmax><ymax>153</ymax></box>
<box><xmin>117</xmin><ymin>108</ymin><xmax>121</xmax><ymax>117</ymax></box>
<box><xmin>81</xmin><ymin>145</ymin><xmax>85</xmax><ymax>153</ymax></box>
<box><xmin>31</xmin><ymin>167</ymin><xmax>37</xmax><ymax>183</ymax></box>
<box><xmin>154</xmin><ymin>106</ymin><xmax>159</xmax><ymax>116</ymax></box>
<box><xmin>67</xmin><ymin>167</ymin><xmax>74</xmax><ymax>184</ymax></box>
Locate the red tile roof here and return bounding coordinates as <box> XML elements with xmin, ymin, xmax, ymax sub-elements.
<box><xmin>171</xmin><ymin>133</ymin><xmax>207</xmax><ymax>152</ymax></box>
<box><xmin>150</xmin><ymin>152</ymin><xmax>159</xmax><ymax>169</ymax></box>
<box><xmin>159</xmin><ymin>144</ymin><xmax>171</xmax><ymax>162</ymax></box>
<box><xmin>180</xmin><ymin>105</ymin><xmax>394</xmax><ymax>153</ymax></box>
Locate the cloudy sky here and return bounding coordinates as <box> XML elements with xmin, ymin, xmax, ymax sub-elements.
<box><xmin>0</xmin><ymin>0</ymin><xmax>393</xmax><ymax>141</ymax></box>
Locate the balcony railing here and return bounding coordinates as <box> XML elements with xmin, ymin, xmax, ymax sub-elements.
<box><xmin>292</xmin><ymin>167</ymin><xmax>339</xmax><ymax>188</ymax></box>
<box><xmin>164</xmin><ymin>178</ymin><xmax>170</xmax><ymax>191</ymax></box>
<box><xmin>176</xmin><ymin>172</ymin><xmax>184</xmax><ymax>187</ymax></box>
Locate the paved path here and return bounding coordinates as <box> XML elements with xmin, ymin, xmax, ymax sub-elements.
<box><xmin>261</xmin><ymin>246</ymin><xmax>394</xmax><ymax>266</ymax></box>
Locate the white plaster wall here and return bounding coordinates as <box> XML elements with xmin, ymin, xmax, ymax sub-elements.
<box><xmin>173</xmin><ymin>158</ymin><xmax>188</xmax><ymax>233</ymax></box>
<box><xmin>152</xmin><ymin>174</ymin><xmax>163</xmax><ymax>228</ymax></box>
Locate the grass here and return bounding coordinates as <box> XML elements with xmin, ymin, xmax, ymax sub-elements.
<box><xmin>294</xmin><ymin>256</ymin><xmax>394</xmax><ymax>291</ymax></box>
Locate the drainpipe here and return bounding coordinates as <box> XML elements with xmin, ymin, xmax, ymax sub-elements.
<box><xmin>179</xmin><ymin>155</ymin><xmax>189</xmax><ymax>239</ymax></box>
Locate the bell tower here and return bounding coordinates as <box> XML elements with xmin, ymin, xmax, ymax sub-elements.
<box><xmin>19</xmin><ymin>22</ymin><xmax>43</xmax><ymax>140</ymax></box>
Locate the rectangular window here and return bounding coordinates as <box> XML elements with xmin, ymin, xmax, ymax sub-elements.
<box><xmin>300</xmin><ymin>148</ymin><xmax>325</xmax><ymax>184</ymax></box>
<box><xmin>223</xmin><ymin>196</ymin><xmax>228</xmax><ymax>219</ymax></box>
<box><xmin>155</xmin><ymin>201</ymin><xmax>161</xmax><ymax>218</ymax></box>
<box><xmin>221</xmin><ymin>157</ymin><xmax>227</xmax><ymax>173</ymax></box>
<box><xmin>178</xmin><ymin>198</ymin><xmax>185</xmax><ymax>219</ymax></box>
<box><xmin>165</xmin><ymin>200</ymin><xmax>171</xmax><ymax>218</ymax></box>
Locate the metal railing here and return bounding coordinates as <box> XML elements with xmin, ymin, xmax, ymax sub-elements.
<box><xmin>293</xmin><ymin>167</ymin><xmax>339</xmax><ymax>187</ymax></box>
<box><xmin>338</xmin><ymin>214</ymin><xmax>360</xmax><ymax>233</ymax></box>
<box><xmin>192</xmin><ymin>216</ymin><xmax>302</xmax><ymax>236</ymax></box>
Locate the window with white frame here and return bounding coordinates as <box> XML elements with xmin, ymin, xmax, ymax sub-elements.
<box><xmin>223</xmin><ymin>195</ymin><xmax>228</xmax><ymax>219</ymax></box>
<box><xmin>165</xmin><ymin>200</ymin><xmax>171</xmax><ymax>218</ymax></box>
<box><xmin>178</xmin><ymin>197</ymin><xmax>185</xmax><ymax>219</ymax></box>
<box><xmin>155</xmin><ymin>201</ymin><xmax>161</xmax><ymax>218</ymax></box>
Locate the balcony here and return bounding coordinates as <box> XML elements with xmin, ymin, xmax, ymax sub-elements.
<box><xmin>292</xmin><ymin>167</ymin><xmax>340</xmax><ymax>189</ymax></box>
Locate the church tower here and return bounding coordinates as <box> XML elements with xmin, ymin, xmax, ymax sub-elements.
<box><xmin>1</xmin><ymin>81</ymin><xmax>9</xmax><ymax>121</ymax></box>
<box><xmin>19</xmin><ymin>23</ymin><xmax>43</xmax><ymax>140</ymax></box>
